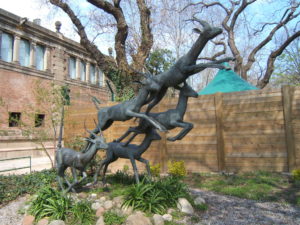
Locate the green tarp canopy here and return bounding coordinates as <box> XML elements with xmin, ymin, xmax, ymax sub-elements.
<box><xmin>198</xmin><ymin>67</ymin><xmax>258</xmax><ymax>95</ymax></box>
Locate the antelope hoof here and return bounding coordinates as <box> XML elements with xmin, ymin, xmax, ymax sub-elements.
<box><xmin>167</xmin><ymin>137</ymin><xmax>177</xmax><ymax>142</ymax></box>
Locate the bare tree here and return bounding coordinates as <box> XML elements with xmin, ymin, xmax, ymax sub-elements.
<box><xmin>47</xmin><ymin>0</ymin><xmax>154</xmax><ymax>97</ymax></box>
<box><xmin>183</xmin><ymin>0</ymin><xmax>300</xmax><ymax>88</ymax></box>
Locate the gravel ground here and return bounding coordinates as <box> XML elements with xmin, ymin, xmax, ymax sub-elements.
<box><xmin>0</xmin><ymin>190</ymin><xmax>299</xmax><ymax>225</ymax></box>
<box><xmin>191</xmin><ymin>188</ymin><xmax>300</xmax><ymax>225</ymax></box>
<box><xmin>0</xmin><ymin>196</ymin><xmax>26</xmax><ymax>225</ymax></box>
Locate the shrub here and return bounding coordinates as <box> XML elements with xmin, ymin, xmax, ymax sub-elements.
<box><xmin>29</xmin><ymin>186</ymin><xmax>72</xmax><ymax>221</ymax></box>
<box><xmin>292</xmin><ymin>169</ymin><xmax>300</xmax><ymax>181</ymax></box>
<box><xmin>122</xmin><ymin>176</ymin><xmax>190</xmax><ymax>214</ymax></box>
<box><xmin>106</xmin><ymin>170</ymin><xmax>136</xmax><ymax>185</ymax></box>
<box><xmin>150</xmin><ymin>163</ymin><xmax>161</xmax><ymax>177</ymax></box>
<box><xmin>0</xmin><ymin>169</ymin><xmax>57</xmax><ymax>204</ymax></box>
<box><xmin>167</xmin><ymin>160</ymin><xmax>186</xmax><ymax>177</ymax></box>
<box><xmin>67</xmin><ymin>200</ymin><xmax>96</xmax><ymax>225</ymax></box>
<box><xmin>103</xmin><ymin>211</ymin><xmax>126</xmax><ymax>225</ymax></box>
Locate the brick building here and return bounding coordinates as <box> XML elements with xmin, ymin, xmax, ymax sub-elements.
<box><xmin>0</xmin><ymin>8</ymin><xmax>110</xmax><ymax>173</ymax></box>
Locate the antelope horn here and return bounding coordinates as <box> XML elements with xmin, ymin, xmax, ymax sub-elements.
<box><xmin>93</xmin><ymin>119</ymin><xmax>103</xmax><ymax>137</ymax></box>
<box><xmin>84</xmin><ymin>120</ymin><xmax>97</xmax><ymax>138</ymax></box>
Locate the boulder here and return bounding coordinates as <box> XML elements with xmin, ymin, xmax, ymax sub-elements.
<box><xmin>99</xmin><ymin>196</ymin><xmax>107</xmax><ymax>203</ymax></box>
<box><xmin>194</xmin><ymin>196</ymin><xmax>206</xmax><ymax>205</ymax></box>
<box><xmin>96</xmin><ymin>216</ymin><xmax>105</xmax><ymax>225</ymax></box>
<box><xmin>96</xmin><ymin>207</ymin><xmax>105</xmax><ymax>217</ymax></box>
<box><xmin>177</xmin><ymin>198</ymin><xmax>194</xmax><ymax>214</ymax></box>
<box><xmin>22</xmin><ymin>215</ymin><xmax>35</xmax><ymax>225</ymax></box>
<box><xmin>103</xmin><ymin>200</ymin><xmax>114</xmax><ymax>210</ymax></box>
<box><xmin>153</xmin><ymin>214</ymin><xmax>164</xmax><ymax>225</ymax></box>
<box><xmin>122</xmin><ymin>206</ymin><xmax>133</xmax><ymax>215</ymax></box>
<box><xmin>36</xmin><ymin>218</ymin><xmax>49</xmax><ymax>225</ymax></box>
<box><xmin>162</xmin><ymin>214</ymin><xmax>172</xmax><ymax>221</ymax></box>
<box><xmin>48</xmin><ymin>220</ymin><xmax>65</xmax><ymax>225</ymax></box>
<box><xmin>92</xmin><ymin>202</ymin><xmax>103</xmax><ymax>210</ymax></box>
<box><xmin>113</xmin><ymin>196</ymin><xmax>124</xmax><ymax>205</ymax></box>
<box><xmin>77</xmin><ymin>192</ymin><xmax>88</xmax><ymax>199</ymax></box>
<box><xmin>125</xmin><ymin>211</ymin><xmax>152</xmax><ymax>225</ymax></box>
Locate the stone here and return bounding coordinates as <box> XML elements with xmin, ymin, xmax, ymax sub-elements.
<box><xmin>177</xmin><ymin>198</ymin><xmax>194</xmax><ymax>214</ymax></box>
<box><xmin>125</xmin><ymin>211</ymin><xmax>152</xmax><ymax>225</ymax></box>
<box><xmin>122</xmin><ymin>206</ymin><xmax>133</xmax><ymax>215</ymax></box>
<box><xmin>162</xmin><ymin>214</ymin><xmax>172</xmax><ymax>221</ymax></box>
<box><xmin>167</xmin><ymin>208</ymin><xmax>176</xmax><ymax>214</ymax></box>
<box><xmin>113</xmin><ymin>196</ymin><xmax>124</xmax><ymax>205</ymax></box>
<box><xmin>92</xmin><ymin>202</ymin><xmax>103</xmax><ymax>210</ymax></box>
<box><xmin>96</xmin><ymin>207</ymin><xmax>105</xmax><ymax>217</ymax></box>
<box><xmin>22</xmin><ymin>215</ymin><xmax>35</xmax><ymax>225</ymax></box>
<box><xmin>96</xmin><ymin>216</ymin><xmax>105</xmax><ymax>225</ymax></box>
<box><xmin>153</xmin><ymin>214</ymin><xmax>164</xmax><ymax>225</ymax></box>
<box><xmin>103</xmin><ymin>200</ymin><xmax>114</xmax><ymax>210</ymax></box>
<box><xmin>90</xmin><ymin>193</ymin><xmax>98</xmax><ymax>199</ymax></box>
<box><xmin>194</xmin><ymin>196</ymin><xmax>206</xmax><ymax>205</ymax></box>
<box><xmin>99</xmin><ymin>196</ymin><xmax>106</xmax><ymax>202</ymax></box>
<box><xmin>36</xmin><ymin>218</ymin><xmax>49</xmax><ymax>225</ymax></box>
<box><xmin>48</xmin><ymin>220</ymin><xmax>65</xmax><ymax>225</ymax></box>
<box><xmin>78</xmin><ymin>192</ymin><xmax>88</xmax><ymax>199</ymax></box>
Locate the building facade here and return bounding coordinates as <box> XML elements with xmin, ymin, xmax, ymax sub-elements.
<box><xmin>0</xmin><ymin>8</ymin><xmax>110</xmax><ymax>173</ymax></box>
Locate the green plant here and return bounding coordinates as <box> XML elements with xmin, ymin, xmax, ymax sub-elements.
<box><xmin>122</xmin><ymin>176</ymin><xmax>190</xmax><ymax>214</ymax></box>
<box><xmin>103</xmin><ymin>211</ymin><xmax>126</xmax><ymax>225</ymax></box>
<box><xmin>106</xmin><ymin>170</ymin><xmax>136</xmax><ymax>185</ymax></box>
<box><xmin>150</xmin><ymin>163</ymin><xmax>161</xmax><ymax>177</ymax></box>
<box><xmin>123</xmin><ymin>165</ymin><xmax>130</xmax><ymax>173</ymax></box>
<box><xmin>292</xmin><ymin>169</ymin><xmax>300</xmax><ymax>181</ymax></box>
<box><xmin>0</xmin><ymin>169</ymin><xmax>57</xmax><ymax>204</ymax></box>
<box><xmin>297</xmin><ymin>197</ymin><xmax>300</xmax><ymax>206</ymax></box>
<box><xmin>67</xmin><ymin>200</ymin><xmax>96</xmax><ymax>225</ymax></box>
<box><xmin>29</xmin><ymin>186</ymin><xmax>72</xmax><ymax>221</ymax></box>
<box><xmin>195</xmin><ymin>203</ymin><xmax>208</xmax><ymax>211</ymax></box>
<box><xmin>167</xmin><ymin>160</ymin><xmax>187</xmax><ymax>177</ymax></box>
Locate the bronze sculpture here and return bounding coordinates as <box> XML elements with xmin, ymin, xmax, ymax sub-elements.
<box><xmin>93</xmin><ymin>127</ymin><xmax>161</xmax><ymax>184</ymax></box>
<box><xmin>57</xmin><ymin>19</ymin><xmax>234</xmax><ymax>190</ymax></box>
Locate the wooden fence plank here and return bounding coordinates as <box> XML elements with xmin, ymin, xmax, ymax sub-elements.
<box><xmin>282</xmin><ymin>85</ymin><xmax>296</xmax><ymax>171</ymax></box>
<box><xmin>215</xmin><ymin>92</ymin><xmax>225</xmax><ymax>171</ymax></box>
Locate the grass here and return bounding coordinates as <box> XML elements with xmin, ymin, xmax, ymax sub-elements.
<box><xmin>185</xmin><ymin>171</ymin><xmax>300</xmax><ymax>205</ymax></box>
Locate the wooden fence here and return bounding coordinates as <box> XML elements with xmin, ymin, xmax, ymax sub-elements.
<box><xmin>64</xmin><ymin>86</ymin><xmax>300</xmax><ymax>173</ymax></box>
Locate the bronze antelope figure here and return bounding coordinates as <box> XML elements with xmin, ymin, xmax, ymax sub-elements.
<box><xmin>56</xmin><ymin>128</ymin><xmax>108</xmax><ymax>193</ymax></box>
<box><xmin>94</xmin><ymin>127</ymin><xmax>161</xmax><ymax>184</ymax></box>
<box><xmin>116</xmin><ymin>82</ymin><xmax>198</xmax><ymax>146</ymax></box>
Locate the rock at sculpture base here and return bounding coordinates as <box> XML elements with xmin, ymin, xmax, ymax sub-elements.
<box><xmin>48</xmin><ymin>220</ymin><xmax>65</xmax><ymax>225</ymax></box>
<box><xmin>22</xmin><ymin>215</ymin><xmax>35</xmax><ymax>225</ymax></box>
<box><xmin>153</xmin><ymin>214</ymin><xmax>164</xmax><ymax>225</ymax></box>
<box><xmin>125</xmin><ymin>211</ymin><xmax>152</xmax><ymax>225</ymax></box>
<box><xmin>177</xmin><ymin>198</ymin><xmax>194</xmax><ymax>214</ymax></box>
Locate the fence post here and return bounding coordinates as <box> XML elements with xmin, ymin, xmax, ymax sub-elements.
<box><xmin>282</xmin><ymin>85</ymin><xmax>296</xmax><ymax>172</ymax></box>
<box><xmin>215</xmin><ymin>92</ymin><xmax>225</xmax><ymax>171</ymax></box>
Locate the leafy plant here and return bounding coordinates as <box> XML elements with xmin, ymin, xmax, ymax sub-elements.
<box><xmin>167</xmin><ymin>160</ymin><xmax>187</xmax><ymax>177</ymax></box>
<box><xmin>0</xmin><ymin>169</ymin><xmax>57</xmax><ymax>204</ymax></box>
<box><xmin>150</xmin><ymin>163</ymin><xmax>161</xmax><ymax>177</ymax></box>
<box><xmin>122</xmin><ymin>176</ymin><xmax>190</xmax><ymax>214</ymax></box>
<box><xmin>29</xmin><ymin>186</ymin><xmax>71</xmax><ymax>221</ymax></box>
<box><xmin>103</xmin><ymin>211</ymin><xmax>126</xmax><ymax>225</ymax></box>
<box><xmin>292</xmin><ymin>169</ymin><xmax>300</xmax><ymax>181</ymax></box>
<box><xmin>195</xmin><ymin>203</ymin><xmax>208</xmax><ymax>211</ymax></box>
<box><xmin>106</xmin><ymin>170</ymin><xmax>136</xmax><ymax>185</ymax></box>
<box><xmin>67</xmin><ymin>200</ymin><xmax>96</xmax><ymax>225</ymax></box>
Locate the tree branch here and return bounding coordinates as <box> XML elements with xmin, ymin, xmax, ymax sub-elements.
<box><xmin>87</xmin><ymin>0</ymin><xmax>129</xmax><ymax>70</ymax></box>
<box><xmin>131</xmin><ymin>0</ymin><xmax>153</xmax><ymax>70</ymax></box>
<box><xmin>257</xmin><ymin>30</ymin><xmax>300</xmax><ymax>88</ymax></box>
<box><xmin>49</xmin><ymin>0</ymin><xmax>116</xmax><ymax>76</ymax></box>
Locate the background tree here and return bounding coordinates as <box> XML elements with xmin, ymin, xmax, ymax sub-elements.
<box><xmin>183</xmin><ymin>0</ymin><xmax>300</xmax><ymax>88</ymax></box>
<box><xmin>271</xmin><ymin>40</ymin><xmax>300</xmax><ymax>87</ymax></box>
<box><xmin>145</xmin><ymin>49</ymin><xmax>175</xmax><ymax>75</ymax></box>
<box><xmin>47</xmin><ymin>0</ymin><xmax>154</xmax><ymax>99</ymax></box>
